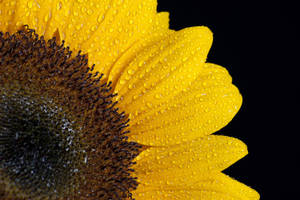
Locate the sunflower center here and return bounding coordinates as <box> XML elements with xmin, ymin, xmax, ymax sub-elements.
<box><xmin>0</xmin><ymin>86</ymin><xmax>83</xmax><ymax>198</ymax></box>
<box><xmin>0</xmin><ymin>27</ymin><xmax>141</xmax><ymax>200</ymax></box>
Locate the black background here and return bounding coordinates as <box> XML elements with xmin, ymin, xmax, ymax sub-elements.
<box><xmin>157</xmin><ymin>0</ymin><xmax>291</xmax><ymax>199</ymax></box>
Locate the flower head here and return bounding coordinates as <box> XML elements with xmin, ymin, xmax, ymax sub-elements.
<box><xmin>0</xmin><ymin>0</ymin><xmax>259</xmax><ymax>199</ymax></box>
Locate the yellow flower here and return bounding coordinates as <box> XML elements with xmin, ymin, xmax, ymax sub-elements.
<box><xmin>0</xmin><ymin>0</ymin><xmax>259</xmax><ymax>200</ymax></box>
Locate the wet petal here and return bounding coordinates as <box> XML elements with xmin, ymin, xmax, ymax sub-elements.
<box><xmin>128</xmin><ymin>63</ymin><xmax>242</xmax><ymax>146</ymax></box>
<box><xmin>133</xmin><ymin>172</ymin><xmax>259</xmax><ymax>200</ymax></box>
<box><xmin>133</xmin><ymin>135</ymin><xmax>247</xmax><ymax>174</ymax></box>
<box><xmin>115</xmin><ymin>26</ymin><xmax>212</xmax><ymax>115</ymax></box>
<box><xmin>108</xmin><ymin>12</ymin><xmax>171</xmax><ymax>86</ymax></box>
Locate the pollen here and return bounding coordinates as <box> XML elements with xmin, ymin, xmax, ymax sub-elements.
<box><xmin>0</xmin><ymin>26</ymin><xmax>141</xmax><ymax>200</ymax></box>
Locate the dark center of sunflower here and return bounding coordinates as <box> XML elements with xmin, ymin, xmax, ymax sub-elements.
<box><xmin>0</xmin><ymin>88</ymin><xmax>83</xmax><ymax>198</ymax></box>
<box><xmin>0</xmin><ymin>26</ymin><xmax>141</xmax><ymax>200</ymax></box>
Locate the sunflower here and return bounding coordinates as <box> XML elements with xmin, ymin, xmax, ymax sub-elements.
<box><xmin>0</xmin><ymin>0</ymin><xmax>259</xmax><ymax>199</ymax></box>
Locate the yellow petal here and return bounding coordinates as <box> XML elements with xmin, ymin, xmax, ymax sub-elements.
<box><xmin>0</xmin><ymin>0</ymin><xmax>165</xmax><ymax>80</ymax></box>
<box><xmin>128</xmin><ymin>63</ymin><xmax>242</xmax><ymax>146</ymax></box>
<box><xmin>1</xmin><ymin>0</ymin><xmax>59</xmax><ymax>36</ymax></box>
<box><xmin>133</xmin><ymin>135</ymin><xmax>247</xmax><ymax>175</ymax></box>
<box><xmin>0</xmin><ymin>0</ymin><xmax>18</xmax><ymax>33</ymax></box>
<box><xmin>107</xmin><ymin>12</ymin><xmax>171</xmax><ymax>87</ymax></box>
<box><xmin>78</xmin><ymin>0</ymin><xmax>162</xmax><ymax>78</ymax></box>
<box><xmin>133</xmin><ymin>172</ymin><xmax>259</xmax><ymax>200</ymax></box>
<box><xmin>115</xmin><ymin>26</ymin><xmax>213</xmax><ymax>115</ymax></box>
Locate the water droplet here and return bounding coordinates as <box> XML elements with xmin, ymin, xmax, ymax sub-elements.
<box><xmin>27</xmin><ymin>1</ymin><xmax>33</xmax><ymax>8</ymax></box>
<box><xmin>155</xmin><ymin>94</ymin><xmax>162</xmax><ymax>99</ymax></box>
<box><xmin>91</xmin><ymin>25</ymin><xmax>97</xmax><ymax>31</ymax></box>
<box><xmin>76</xmin><ymin>24</ymin><xmax>82</xmax><ymax>30</ymax></box>
<box><xmin>128</xmin><ymin>84</ymin><xmax>133</xmax><ymax>89</ymax></box>
<box><xmin>116</xmin><ymin>0</ymin><xmax>124</xmax><ymax>5</ymax></box>
<box><xmin>44</xmin><ymin>12</ymin><xmax>51</xmax><ymax>22</ymax></box>
<box><xmin>119</xmin><ymin>79</ymin><xmax>126</xmax><ymax>85</ymax></box>
<box><xmin>57</xmin><ymin>1</ymin><xmax>62</xmax><ymax>10</ymax></box>
<box><xmin>138</xmin><ymin>61</ymin><xmax>145</xmax><ymax>67</ymax></box>
<box><xmin>127</xmin><ymin>69</ymin><xmax>134</xmax><ymax>75</ymax></box>
<box><xmin>87</xmin><ymin>9</ymin><xmax>93</xmax><ymax>15</ymax></box>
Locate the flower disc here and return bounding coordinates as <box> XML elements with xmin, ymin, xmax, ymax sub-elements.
<box><xmin>0</xmin><ymin>27</ymin><xmax>141</xmax><ymax>200</ymax></box>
